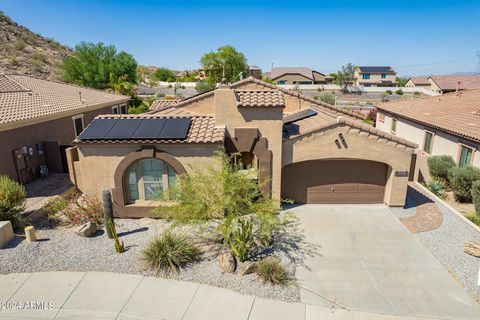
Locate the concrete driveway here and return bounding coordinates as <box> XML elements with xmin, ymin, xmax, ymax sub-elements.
<box><xmin>293</xmin><ymin>204</ymin><xmax>480</xmax><ymax>319</ymax></box>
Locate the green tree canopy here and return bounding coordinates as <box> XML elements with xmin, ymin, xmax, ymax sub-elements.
<box><xmin>60</xmin><ymin>42</ymin><xmax>137</xmax><ymax>90</ymax></box>
<box><xmin>200</xmin><ymin>45</ymin><xmax>247</xmax><ymax>85</ymax></box>
<box><xmin>153</xmin><ymin>67</ymin><xmax>176</xmax><ymax>82</ymax></box>
<box><xmin>396</xmin><ymin>77</ymin><xmax>408</xmax><ymax>87</ymax></box>
<box><xmin>334</xmin><ymin>63</ymin><xmax>357</xmax><ymax>93</ymax></box>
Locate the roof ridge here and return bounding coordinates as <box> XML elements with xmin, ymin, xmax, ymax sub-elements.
<box><xmin>3</xmin><ymin>74</ymin><xmax>32</xmax><ymax>92</ymax></box>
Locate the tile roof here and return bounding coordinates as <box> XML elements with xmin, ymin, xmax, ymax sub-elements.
<box><xmin>0</xmin><ymin>74</ymin><xmax>129</xmax><ymax>128</ymax></box>
<box><xmin>358</xmin><ymin>66</ymin><xmax>395</xmax><ymax>74</ymax></box>
<box><xmin>74</xmin><ymin>114</ymin><xmax>225</xmax><ymax>144</ymax></box>
<box><xmin>429</xmin><ymin>75</ymin><xmax>480</xmax><ymax>90</ymax></box>
<box><xmin>235</xmin><ymin>90</ymin><xmax>285</xmax><ymax>108</ymax></box>
<box><xmin>283</xmin><ymin>106</ymin><xmax>417</xmax><ymax>148</ymax></box>
<box><xmin>408</xmin><ymin>76</ymin><xmax>430</xmax><ymax>85</ymax></box>
<box><xmin>149</xmin><ymin>99</ymin><xmax>180</xmax><ymax>112</ymax></box>
<box><xmin>377</xmin><ymin>88</ymin><xmax>480</xmax><ymax>143</ymax></box>
<box><xmin>267</xmin><ymin>67</ymin><xmax>320</xmax><ymax>80</ymax></box>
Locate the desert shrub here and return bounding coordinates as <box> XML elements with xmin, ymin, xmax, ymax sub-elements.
<box><xmin>256</xmin><ymin>257</ymin><xmax>292</xmax><ymax>285</ymax></box>
<box><xmin>427</xmin><ymin>155</ymin><xmax>456</xmax><ymax>181</ymax></box>
<box><xmin>395</xmin><ymin>89</ymin><xmax>403</xmax><ymax>95</ymax></box>
<box><xmin>31</xmin><ymin>52</ymin><xmax>48</xmax><ymax>63</ymax></box>
<box><xmin>466</xmin><ymin>213</ymin><xmax>480</xmax><ymax>226</ymax></box>
<box><xmin>386</xmin><ymin>90</ymin><xmax>393</xmax><ymax>95</ymax></box>
<box><xmin>414</xmin><ymin>91</ymin><xmax>421</xmax><ymax>97</ymax></box>
<box><xmin>14</xmin><ymin>40</ymin><xmax>27</xmax><ymax>51</ymax></box>
<box><xmin>156</xmin><ymin>92</ymin><xmax>166</xmax><ymax>98</ymax></box>
<box><xmin>141</xmin><ymin>230</ymin><xmax>199</xmax><ymax>273</ymax></box>
<box><xmin>228</xmin><ymin>217</ymin><xmax>254</xmax><ymax>262</ymax></box>
<box><xmin>447</xmin><ymin>166</ymin><xmax>480</xmax><ymax>203</ymax></box>
<box><xmin>9</xmin><ymin>57</ymin><xmax>19</xmax><ymax>66</ymax></box>
<box><xmin>427</xmin><ymin>179</ymin><xmax>447</xmax><ymax>199</ymax></box>
<box><xmin>0</xmin><ymin>175</ymin><xmax>26</xmax><ymax>228</ymax></box>
<box><xmin>62</xmin><ymin>195</ymin><xmax>104</xmax><ymax>225</ymax></box>
<box><xmin>366</xmin><ymin>109</ymin><xmax>377</xmax><ymax>124</ymax></box>
<box><xmin>41</xmin><ymin>196</ymin><xmax>70</xmax><ymax>217</ymax></box>
<box><xmin>380</xmin><ymin>92</ymin><xmax>389</xmax><ymax>102</ymax></box>
<box><xmin>314</xmin><ymin>93</ymin><xmax>335</xmax><ymax>105</ymax></box>
<box><xmin>471</xmin><ymin>180</ymin><xmax>480</xmax><ymax>215</ymax></box>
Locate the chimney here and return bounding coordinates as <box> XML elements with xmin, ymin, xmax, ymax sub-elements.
<box><xmin>455</xmin><ymin>81</ymin><xmax>461</xmax><ymax>95</ymax></box>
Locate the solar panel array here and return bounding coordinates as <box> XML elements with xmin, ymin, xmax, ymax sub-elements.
<box><xmin>283</xmin><ymin>108</ymin><xmax>318</xmax><ymax>124</ymax></box>
<box><xmin>78</xmin><ymin>118</ymin><xmax>192</xmax><ymax>141</ymax></box>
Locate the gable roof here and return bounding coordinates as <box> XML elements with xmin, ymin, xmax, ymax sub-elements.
<box><xmin>236</xmin><ymin>90</ymin><xmax>285</xmax><ymax>108</ymax></box>
<box><xmin>149</xmin><ymin>99</ymin><xmax>180</xmax><ymax>112</ymax></box>
<box><xmin>149</xmin><ymin>77</ymin><xmax>365</xmax><ymax>120</ymax></box>
<box><xmin>408</xmin><ymin>76</ymin><xmax>430</xmax><ymax>85</ymax></box>
<box><xmin>267</xmin><ymin>67</ymin><xmax>325</xmax><ymax>80</ymax></box>
<box><xmin>429</xmin><ymin>75</ymin><xmax>480</xmax><ymax>91</ymax></box>
<box><xmin>74</xmin><ymin>114</ymin><xmax>225</xmax><ymax>145</ymax></box>
<box><xmin>358</xmin><ymin>66</ymin><xmax>395</xmax><ymax>74</ymax></box>
<box><xmin>377</xmin><ymin>88</ymin><xmax>480</xmax><ymax>143</ymax></box>
<box><xmin>0</xmin><ymin>74</ymin><xmax>130</xmax><ymax>131</ymax></box>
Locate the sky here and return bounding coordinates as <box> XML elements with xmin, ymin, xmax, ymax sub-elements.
<box><xmin>1</xmin><ymin>0</ymin><xmax>479</xmax><ymax>76</ymax></box>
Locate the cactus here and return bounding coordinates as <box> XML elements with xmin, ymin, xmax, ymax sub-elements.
<box><xmin>107</xmin><ymin>219</ymin><xmax>124</xmax><ymax>253</ymax></box>
<box><xmin>229</xmin><ymin>217</ymin><xmax>253</xmax><ymax>262</ymax></box>
<box><xmin>102</xmin><ymin>189</ymin><xmax>114</xmax><ymax>239</ymax></box>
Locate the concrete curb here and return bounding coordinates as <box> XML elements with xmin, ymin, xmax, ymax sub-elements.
<box><xmin>414</xmin><ymin>182</ymin><xmax>480</xmax><ymax>234</ymax></box>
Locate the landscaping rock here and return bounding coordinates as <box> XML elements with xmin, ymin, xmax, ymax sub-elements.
<box><xmin>237</xmin><ymin>261</ymin><xmax>256</xmax><ymax>276</ymax></box>
<box><xmin>75</xmin><ymin>222</ymin><xmax>98</xmax><ymax>237</ymax></box>
<box><xmin>0</xmin><ymin>221</ymin><xmax>14</xmax><ymax>248</ymax></box>
<box><xmin>464</xmin><ymin>241</ymin><xmax>480</xmax><ymax>258</ymax></box>
<box><xmin>218</xmin><ymin>251</ymin><xmax>236</xmax><ymax>273</ymax></box>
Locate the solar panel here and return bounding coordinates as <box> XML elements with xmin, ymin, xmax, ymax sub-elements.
<box><xmin>104</xmin><ymin>119</ymin><xmax>142</xmax><ymax>139</ymax></box>
<box><xmin>78</xmin><ymin>119</ymin><xmax>118</xmax><ymax>140</ymax></box>
<box><xmin>131</xmin><ymin>119</ymin><xmax>167</xmax><ymax>139</ymax></box>
<box><xmin>158</xmin><ymin>118</ymin><xmax>191</xmax><ymax>139</ymax></box>
<box><xmin>283</xmin><ymin>108</ymin><xmax>318</xmax><ymax>124</ymax></box>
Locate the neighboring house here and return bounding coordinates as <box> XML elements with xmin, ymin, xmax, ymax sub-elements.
<box><xmin>376</xmin><ymin>88</ymin><xmax>480</xmax><ymax>182</ymax></box>
<box><xmin>67</xmin><ymin>77</ymin><xmax>415</xmax><ymax>217</ymax></box>
<box><xmin>0</xmin><ymin>74</ymin><xmax>130</xmax><ymax>184</ymax></box>
<box><xmin>428</xmin><ymin>75</ymin><xmax>480</xmax><ymax>94</ymax></box>
<box><xmin>405</xmin><ymin>76</ymin><xmax>431</xmax><ymax>89</ymax></box>
<box><xmin>247</xmin><ymin>65</ymin><xmax>262</xmax><ymax>80</ymax></box>
<box><xmin>354</xmin><ymin>66</ymin><xmax>397</xmax><ymax>87</ymax></box>
<box><xmin>267</xmin><ymin>67</ymin><xmax>329</xmax><ymax>85</ymax></box>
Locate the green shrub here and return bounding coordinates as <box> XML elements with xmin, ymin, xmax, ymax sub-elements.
<box><xmin>141</xmin><ymin>231</ymin><xmax>199</xmax><ymax>273</ymax></box>
<box><xmin>228</xmin><ymin>217</ymin><xmax>254</xmax><ymax>262</ymax></box>
<box><xmin>395</xmin><ymin>89</ymin><xmax>403</xmax><ymax>95</ymax></box>
<box><xmin>256</xmin><ymin>257</ymin><xmax>292</xmax><ymax>285</ymax></box>
<box><xmin>386</xmin><ymin>90</ymin><xmax>393</xmax><ymax>95</ymax></box>
<box><xmin>315</xmin><ymin>93</ymin><xmax>335</xmax><ymax>105</ymax></box>
<box><xmin>471</xmin><ymin>180</ymin><xmax>480</xmax><ymax>215</ymax></box>
<box><xmin>414</xmin><ymin>91</ymin><xmax>421</xmax><ymax>97</ymax></box>
<box><xmin>427</xmin><ymin>179</ymin><xmax>447</xmax><ymax>199</ymax></box>
<box><xmin>466</xmin><ymin>213</ymin><xmax>480</xmax><ymax>226</ymax></box>
<box><xmin>448</xmin><ymin>166</ymin><xmax>480</xmax><ymax>203</ymax></box>
<box><xmin>427</xmin><ymin>155</ymin><xmax>456</xmax><ymax>181</ymax></box>
<box><xmin>41</xmin><ymin>196</ymin><xmax>69</xmax><ymax>217</ymax></box>
<box><xmin>0</xmin><ymin>175</ymin><xmax>26</xmax><ymax>228</ymax></box>
<box><xmin>63</xmin><ymin>195</ymin><xmax>104</xmax><ymax>226</ymax></box>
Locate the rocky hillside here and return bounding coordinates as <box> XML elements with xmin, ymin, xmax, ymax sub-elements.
<box><xmin>0</xmin><ymin>12</ymin><xmax>72</xmax><ymax>79</ymax></box>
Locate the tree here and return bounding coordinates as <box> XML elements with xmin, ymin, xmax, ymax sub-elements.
<box><xmin>153</xmin><ymin>68</ymin><xmax>176</xmax><ymax>82</ymax></box>
<box><xmin>60</xmin><ymin>42</ymin><xmax>137</xmax><ymax>90</ymax></box>
<box><xmin>200</xmin><ymin>45</ymin><xmax>247</xmax><ymax>86</ymax></box>
<box><xmin>334</xmin><ymin>63</ymin><xmax>356</xmax><ymax>93</ymax></box>
<box><xmin>195</xmin><ymin>80</ymin><xmax>215</xmax><ymax>93</ymax></box>
<box><xmin>396</xmin><ymin>77</ymin><xmax>408</xmax><ymax>87</ymax></box>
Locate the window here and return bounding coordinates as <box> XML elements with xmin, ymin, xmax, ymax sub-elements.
<box><xmin>120</xmin><ymin>104</ymin><xmax>127</xmax><ymax>114</ymax></box>
<box><xmin>112</xmin><ymin>106</ymin><xmax>119</xmax><ymax>114</ymax></box>
<box><xmin>125</xmin><ymin>159</ymin><xmax>178</xmax><ymax>203</ymax></box>
<box><xmin>277</xmin><ymin>80</ymin><xmax>286</xmax><ymax>85</ymax></box>
<box><xmin>423</xmin><ymin>131</ymin><xmax>434</xmax><ymax>154</ymax></box>
<box><xmin>381</xmin><ymin>73</ymin><xmax>387</xmax><ymax>79</ymax></box>
<box><xmin>362</xmin><ymin>74</ymin><xmax>370</xmax><ymax>79</ymax></box>
<box><xmin>72</xmin><ymin>115</ymin><xmax>84</xmax><ymax>136</ymax></box>
<box><xmin>378</xmin><ymin>113</ymin><xmax>385</xmax><ymax>123</ymax></box>
<box><xmin>391</xmin><ymin>118</ymin><xmax>397</xmax><ymax>134</ymax></box>
<box><xmin>458</xmin><ymin>145</ymin><xmax>474</xmax><ymax>167</ymax></box>
<box><xmin>363</xmin><ymin>84</ymin><xmax>372</xmax><ymax>87</ymax></box>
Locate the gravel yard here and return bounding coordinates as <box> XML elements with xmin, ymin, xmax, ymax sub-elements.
<box><xmin>0</xmin><ymin>217</ymin><xmax>300</xmax><ymax>302</ymax></box>
<box><xmin>391</xmin><ymin>185</ymin><xmax>480</xmax><ymax>299</ymax></box>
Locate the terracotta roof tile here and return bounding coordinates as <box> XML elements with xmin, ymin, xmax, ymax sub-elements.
<box><xmin>377</xmin><ymin>88</ymin><xmax>480</xmax><ymax>143</ymax></box>
<box><xmin>74</xmin><ymin>114</ymin><xmax>224</xmax><ymax>145</ymax></box>
<box><xmin>0</xmin><ymin>74</ymin><xmax>129</xmax><ymax>127</ymax></box>
<box><xmin>409</xmin><ymin>76</ymin><xmax>430</xmax><ymax>85</ymax></box>
<box><xmin>235</xmin><ymin>90</ymin><xmax>285</xmax><ymax>108</ymax></box>
<box><xmin>430</xmin><ymin>75</ymin><xmax>480</xmax><ymax>90</ymax></box>
<box><xmin>149</xmin><ymin>99</ymin><xmax>180</xmax><ymax>111</ymax></box>
<box><xmin>267</xmin><ymin>67</ymin><xmax>319</xmax><ymax>80</ymax></box>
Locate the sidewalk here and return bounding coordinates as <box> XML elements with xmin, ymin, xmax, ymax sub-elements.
<box><xmin>0</xmin><ymin>271</ymin><xmax>439</xmax><ymax>320</ymax></box>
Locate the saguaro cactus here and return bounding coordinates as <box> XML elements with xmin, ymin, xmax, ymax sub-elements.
<box><xmin>102</xmin><ymin>189</ymin><xmax>114</xmax><ymax>239</ymax></box>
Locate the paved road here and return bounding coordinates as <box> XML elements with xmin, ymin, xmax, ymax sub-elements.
<box><xmin>293</xmin><ymin>204</ymin><xmax>480</xmax><ymax>319</ymax></box>
<box><xmin>0</xmin><ymin>271</ymin><xmax>436</xmax><ymax>320</ymax></box>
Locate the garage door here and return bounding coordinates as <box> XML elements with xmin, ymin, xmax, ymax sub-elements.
<box><xmin>281</xmin><ymin>159</ymin><xmax>387</xmax><ymax>204</ymax></box>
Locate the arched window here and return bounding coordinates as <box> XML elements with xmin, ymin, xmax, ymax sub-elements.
<box><xmin>125</xmin><ymin>159</ymin><xmax>177</xmax><ymax>203</ymax></box>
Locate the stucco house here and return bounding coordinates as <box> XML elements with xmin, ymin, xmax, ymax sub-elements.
<box><xmin>405</xmin><ymin>75</ymin><xmax>480</xmax><ymax>94</ymax></box>
<box><xmin>0</xmin><ymin>74</ymin><xmax>129</xmax><ymax>184</ymax></box>
<box><xmin>376</xmin><ymin>88</ymin><xmax>480</xmax><ymax>182</ymax></box>
<box><xmin>353</xmin><ymin>66</ymin><xmax>397</xmax><ymax>87</ymax></box>
<box><xmin>405</xmin><ymin>77</ymin><xmax>431</xmax><ymax>89</ymax></box>
<box><xmin>67</xmin><ymin>77</ymin><xmax>416</xmax><ymax>218</ymax></box>
<box><xmin>267</xmin><ymin>67</ymin><xmax>329</xmax><ymax>85</ymax></box>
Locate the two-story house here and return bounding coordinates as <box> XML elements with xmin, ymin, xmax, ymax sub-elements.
<box><xmin>354</xmin><ymin>66</ymin><xmax>397</xmax><ymax>87</ymax></box>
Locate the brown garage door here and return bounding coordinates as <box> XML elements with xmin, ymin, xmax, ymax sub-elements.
<box><xmin>281</xmin><ymin>159</ymin><xmax>387</xmax><ymax>204</ymax></box>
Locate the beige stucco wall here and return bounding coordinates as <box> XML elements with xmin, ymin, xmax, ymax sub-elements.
<box><xmin>376</xmin><ymin>112</ymin><xmax>480</xmax><ymax>181</ymax></box>
<box><xmin>273</xmin><ymin>74</ymin><xmax>313</xmax><ymax>85</ymax></box>
<box><xmin>282</xmin><ymin>123</ymin><xmax>414</xmax><ymax>206</ymax></box>
<box><xmin>405</xmin><ymin>79</ymin><xmax>431</xmax><ymax>89</ymax></box>
<box><xmin>73</xmin><ymin>144</ymin><xmax>219</xmax><ymax>200</ymax></box>
<box><xmin>354</xmin><ymin>69</ymin><xmax>397</xmax><ymax>87</ymax></box>
<box><xmin>213</xmin><ymin>86</ymin><xmax>284</xmax><ymax>199</ymax></box>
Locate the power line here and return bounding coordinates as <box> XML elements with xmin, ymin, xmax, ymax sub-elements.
<box><xmin>396</xmin><ymin>57</ymin><xmax>476</xmax><ymax>69</ymax></box>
